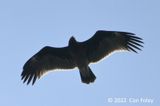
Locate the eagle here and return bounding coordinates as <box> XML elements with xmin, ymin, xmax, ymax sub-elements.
<box><xmin>21</xmin><ymin>30</ymin><xmax>143</xmax><ymax>85</ymax></box>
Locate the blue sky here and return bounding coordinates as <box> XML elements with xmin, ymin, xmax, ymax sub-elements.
<box><xmin>0</xmin><ymin>0</ymin><xmax>159</xmax><ymax>106</ymax></box>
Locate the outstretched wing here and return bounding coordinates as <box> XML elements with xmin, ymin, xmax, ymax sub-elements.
<box><xmin>21</xmin><ymin>46</ymin><xmax>76</xmax><ymax>85</ymax></box>
<box><xmin>81</xmin><ymin>30</ymin><xmax>143</xmax><ymax>63</ymax></box>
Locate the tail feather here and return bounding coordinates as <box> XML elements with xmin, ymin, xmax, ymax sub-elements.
<box><xmin>79</xmin><ymin>66</ymin><xmax>96</xmax><ymax>84</ymax></box>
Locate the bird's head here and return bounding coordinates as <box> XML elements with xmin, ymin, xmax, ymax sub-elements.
<box><xmin>69</xmin><ymin>36</ymin><xmax>77</xmax><ymax>46</ymax></box>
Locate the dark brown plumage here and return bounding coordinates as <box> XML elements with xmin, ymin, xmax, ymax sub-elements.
<box><xmin>21</xmin><ymin>30</ymin><xmax>143</xmax><ymax>85</ymax></box>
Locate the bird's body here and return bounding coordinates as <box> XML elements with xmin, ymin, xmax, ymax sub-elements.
<box><xmin>21</xmin><ymin>30</ymin><xmax>143</xmax><ymax>85</ymax></box>
<box><xmin>69</xmin><ymin>37</ymin><xmax>96</xmax><ymax>83</ymax></box>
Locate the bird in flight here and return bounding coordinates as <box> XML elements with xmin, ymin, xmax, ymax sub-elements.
<box><xmin>21</xmin><ymin>30</ymin><xmax>143</xmax><ymax>85</ymax></box>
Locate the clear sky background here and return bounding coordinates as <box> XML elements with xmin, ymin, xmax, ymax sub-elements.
<box><xmin>0</xmin><ymin>0</ymin><xmax>159</xmax><ymax>106</ymax></box>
